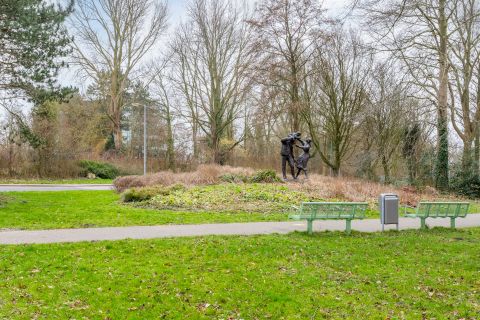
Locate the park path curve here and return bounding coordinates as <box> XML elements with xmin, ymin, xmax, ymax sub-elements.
<box><xmin>0</xmin><ymin>184</ymin><xmax>113</xmax><ymax>192</ymax></box>
<box><xmin>1</xmin><ymin>215</ymin><xmax>480</xmax><ymax>245</ymax></box>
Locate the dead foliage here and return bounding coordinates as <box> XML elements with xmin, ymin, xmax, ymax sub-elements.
<box><xmin>114</xmin><ymin>164</ymin><xmax>255</xmax><ymax>192</ymax></box>
<box><xmin>113</xmin><ymin>165</ymin><xmax>456</xmax><ymax>206</ymax></box>
<box><xmin>289</xmin><ymin>174</ymin><xmax>446</xmax><ymax>206</ymax></box>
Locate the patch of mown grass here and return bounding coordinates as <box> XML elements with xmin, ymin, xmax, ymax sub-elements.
<box><xmin>133</xmin><ymin>183</ymin><xmax>480</xmax><ymax>217</ymax></box>
<box><xmin>0</xmin><ymin>191</ymin><xmax>286</xmax><ymax>230</ymax></box>
<box><xmin>0</xmin><ymin>194</ymin><xmax>9</xmax><ymax>209</ymax></box>
<box><xmin>469</xmin><ymin>201</ymin><xmax>480</xmax><ymax>213</ymax></box>
<box><xmin>145</xmin><ymin>183</ymin><xmax>323</xmax><ymax>213</ymax></box>
<box><xmin>78</xmin><ymin>160</ymin><xmax>120</xmax><ymax>179</ymax></box>
<box><xmin>1</xmin><ymin>189</ymin><xmax>478</xmax><ymax>231</ymax></box>
<box><xmin>133</xmin><ymin>183</ymin><xmax>379</xmax><ymax>218</ymax></box>
<box><xmin>0</xmin><ymin>178</ymin><xmax>113</xmax><ymax>184</ymax></box>
<box><xmin>0</xmin><ymin>228</ymin><xmax>479</xmax><ymax>319</ymax></box>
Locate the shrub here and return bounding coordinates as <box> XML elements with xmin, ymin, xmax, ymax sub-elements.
<box><xmin>219</xmin><ymin>173</ymin><xmax>248</xmax><ymax>183</ymax></box>
<box><xmin>121</xmin><ymin>184</ymin><xmax>186</xmax><ymax>203</ymax></box>
<box><xmin>147</xmin><ymin>183</ymin><xmax>309</xmax><ymax>213</ymax></box>
<box><xmin>78</xmin><ymin>160</ymin><xmax>120</xmax><ymax>179</ymax></box>
<box><xmin>113</xmin><ymin>164</ymin><xmax>256</xmax><ymax>192</ymax></box>
<box><xmin>0</xmin><ymin>194</ymin><xmax>10</xmax><ymax>208</ymax></box>
<box><xmin>249</xmin><ymin>170</ymin><xmax>282</xmax><ymax>183</ymax></box>
<box><xmin>113</xmin><ymin>175</ymin><xmax>146</xmax><ymax>192</ymax></box>
<box><xmin>122</xmin><ymin>187</ymin><xmax>160</xmax><ymax>203</ymax></box>
<box><xmin>450</xmin><ymin>172</ymin><xmax>480</xmax><ymax>199</ymax></box>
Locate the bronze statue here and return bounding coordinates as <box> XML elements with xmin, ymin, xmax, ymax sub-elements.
<box><xmin>280</xmin><ymin>132</ymin><xmax>302</xmax><ymax>180</ymax></box>
<box><xmin>295</xmin><ymin>138</ymin><xmax>312</xmax><ymax>179</ymax></box>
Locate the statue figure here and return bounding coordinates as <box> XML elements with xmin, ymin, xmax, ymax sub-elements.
<box><xmin>295</xmin><ymin>138</ymin><xmax>312</xmax><ymax>179</ymax></box>
<box><xmin>280</xmin><ymin>132</ymin><xmax>302</xmax><ymax>180</ymax></box>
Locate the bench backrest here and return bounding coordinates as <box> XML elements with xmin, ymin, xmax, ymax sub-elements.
<box><xmin>416</xmin><ymin>202</ymin><xmax>469</xmax><ymax>218</ymax></box>
<box><xmin>299</xmin><ymin>202</ymin><xmax>369</xmax><ymax>219</ymax></box>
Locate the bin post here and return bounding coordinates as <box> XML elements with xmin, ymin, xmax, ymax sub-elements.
<box><xmin>379</xmin><ymin>193</ymin><xmax>399</xmax><ymax>231</ymax></box>
<box><xmin>346</xmin><ymin>219</ymin><xmax>352</xmax><ymax>235</ymax></box>
<box><xmin>420</xmin><ymin>217</ymin><xmax>426</xmax><ymax>229</ymax></box>
<box><xmin>307</xmin><ymin>219</ymin><xmax>313</xmax><ymax>235</ymax></box>
<box><xmin>450</xmin><ymin>217</ymin><xmax>456</xmax><ymax>229</ymax></box>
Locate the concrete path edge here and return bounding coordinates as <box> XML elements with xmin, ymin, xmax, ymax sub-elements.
<box><xmin>1</xmin><ymin>215</ymin><xmax>480</xmax><ymax>245</ymax></box>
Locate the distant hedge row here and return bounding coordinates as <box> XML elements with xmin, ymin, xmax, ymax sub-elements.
<box><xmin>78</xmin><ymin>160</ymin><xmax>120</xmax><ymax>179</ymax></box>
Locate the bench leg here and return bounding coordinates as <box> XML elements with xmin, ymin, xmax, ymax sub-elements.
<box><xmin>346</xmin><ymin>220</ymin><xmax>352</xmax><ymax>235</ymax></box>
<box><xmin>420</xmin><ymin>218</ymin><xmax>426</xmax><ymax>230</ymax></box>
<box><xmin>450</xmin><ymin>217</ymin><xmax>456</xmax><ymax>229</ymax></box>
<box><xmin>307</xmin><ymin>219</ymin><xmax>313</xmax><ymax>235</ymax></box>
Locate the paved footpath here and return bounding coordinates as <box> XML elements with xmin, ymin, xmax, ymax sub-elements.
<box><xmin>0</xmin><ymin>184</ymin><xmax>113</xmax><ymax>192</ymax></box>
<box><xmin>1</xmin><ymin>215</ymin><xmax>480</xmax><ymax>245</ymax></box>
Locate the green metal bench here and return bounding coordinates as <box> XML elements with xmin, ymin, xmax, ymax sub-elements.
<box><xmin>289</xmin><ymin>202</ymin><xmax>369</xmax><ymax>235</ymax></box>
<box><xmin>404</xmin><ymin>202</ymin><xmax>470</xmax><ymax>229</ymax></box>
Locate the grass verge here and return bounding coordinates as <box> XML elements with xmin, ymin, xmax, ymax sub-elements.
<box><xmin>0</xmin><ymin>229</ymin><xmax>479</xmax><ymax>319</ymax></box>
<box><xmin>0</xmin><ymin>191</ymin><xmax>286</xmax><ymax>230</ymax></box>
<box><xmin>0</xmin><ymin>178</ymin><xmax>113</xmax><ymax>184</ymax></box>
<box><xmin>123</xmin><ymin>183</ymin><xmax>384</xmax><ymax>216</ymax></box>
<box><xmin>0</xmin><ymin>190</ymin><xmax>479</xmax><ymax>230</ymax></box>
<box><xmin>120</xmin><ymin>181</ymin><xmax>480</xmax><ymax>216</ymax></box>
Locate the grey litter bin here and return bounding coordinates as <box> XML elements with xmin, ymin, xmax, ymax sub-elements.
<box><xmin>379</xmin><ymin>193</ymin><xmax>399</xmax><ymax>231</ymax></box>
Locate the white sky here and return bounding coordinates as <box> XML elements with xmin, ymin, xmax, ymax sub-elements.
<box><xmin>169</xmin><ymin>0</ymin><xmax>349</xmax><ymax>23</ymax></box>
<box><xmin>60</xmin><ymin>0</ymin><xmax>351</xmax><ymax>90</ymax></box>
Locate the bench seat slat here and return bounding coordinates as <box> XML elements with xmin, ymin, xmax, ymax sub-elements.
<box><xmin>405</xmin><ymin>201</ymin><xmax>470</xmax><ymax>229</ymax></box>
<box><xmin>289</xmin><ymin>202</ymin><xmax>369</xmax><ymax>234</ymax></box>
<box><xmin>408</xmin><ymin>202</ymin><xmax>470</xmax><ymax>218</ymax></box>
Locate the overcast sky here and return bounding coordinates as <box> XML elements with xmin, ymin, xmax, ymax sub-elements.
<box><xmin>61</xmin><ymin>0</ymin><xmax>351</xmax><ymax>90</ymax></box>
<box><xmin>168</xmin><ymin>0</ymin><xmax>349</xmax><ymax>23</ymax></box>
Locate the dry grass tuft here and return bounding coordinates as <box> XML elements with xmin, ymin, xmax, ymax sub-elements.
<box><xmin>114</xmin><ymin>164</ymin><xmax>255</xmax><ymax>192</ymax></box>
<box><xmin>114</xmin><ymin>165</ymin><xmax>453</xmax><ymax>205</ymax></box>
<box><xmin>289</xmin><ymin>174</ymin><xmax>446</xmax><ymax>205</ymax></box>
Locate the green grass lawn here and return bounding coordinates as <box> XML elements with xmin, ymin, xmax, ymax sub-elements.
<box><xmin>125</xmin><ymin>182</ymin><xmax>480</xmax><ymax>217</ymax></box>
<box><xmin>0</xmin><ymin>228</ymin><xmax>479</xmax><ymax>319</ymax></box>
<box><xmin>0</xmin><ymin>178</ymin><xmax>113</xmax><ymax>184</ymax></box>
<box><xmin>0</xmin><ymin>191</ymin><xmax>286</xmax><ymax>230</ymax></box>
<box><xmin>0</xmin><ymin>190</ymin><xmax>479</xmax><ymax>230</ymax></box>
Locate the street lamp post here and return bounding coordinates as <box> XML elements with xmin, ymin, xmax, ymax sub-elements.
<box><xmin>143</xmin><ymin>103</ymin><xmax>147</xmax><ymax>176</ymax></box>
<box><xmin>130</xmin><ymin>102</ymin><xmax>147</xmax><ymax>175</ymax></box>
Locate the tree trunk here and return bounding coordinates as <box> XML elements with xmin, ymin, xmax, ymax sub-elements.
<box><xmin>213</xmin><ymin>141</ymin><xmax>223</xmax><ymax>165</ymax></box>
<box><xmin>192</xmin><ymin>124</ymin><xmax>198</xmax><ymax>160</ymax></box>
<box><xmin>435</xmin><ymin>0</ymin><xmax>449</xmax><ymax>190</ymax></box>
<box><xmin>113</xmin><ymin>114</ymin><xmax>122</xmax><ymax>151</ymax></box>
<box><xmin>290</xmin><ymin>66</ymin><xmax>301</xmax><ymax>132</ymax></box>
<box><xmin>290</xmin><ymin>108</ymin><xmax>300</xmax><ymax>133</ymax></box>
<box><xmin>165</xmin><ymin>107</ymin><xmax>175</xmax><ymax>170</ymax></box>
<box><xmin>109</xmin><ymin>89</ymin><xmax>123</xmax><ymax>151</ymax></box>
<box><xmin>330</xmin><ymin>145</ymin><xmax>341</xmax><ymax>177</ymax></box>
<box><xmin>382</xmin><ymin>154</ymin><xmax>390</xmax><ymax>183</ymax></box>
<box><xmin>407</xmin><ymin>155</ymin><xmax>416</xmax><ymax>185</ymax></box>
<box><xmin>475</xmin><ymin>129</ymin><xmax>480</xmax><ymax>175</ymax></box>
<box><xmin>8</xmin><ymin>143</ymin><xmax>14</xmax><ymax>177</ymax></box>
<box><xmin>436</xmin><ymin>108</ymin><xmax>449</xmax><ymax>189</ymax></box>
<box><xmin>462</xmin><ymin>140</ymin><xmax>474</xmax><ymax>175</ymax></box>
<box><xmin>331</xmin><ymin>166</ymin><xmax>340</xmax><ymax>177</ymax></box>
<box><xmin>211</xmin><ymin>129</ymin><xmax>222</xmax><ymax>165</ymax></box>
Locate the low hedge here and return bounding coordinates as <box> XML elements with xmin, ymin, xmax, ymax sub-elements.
<box><xmin>78</xmin><ymin>160</ymin><xmax>120</xmax><ymax>179</ymax></box>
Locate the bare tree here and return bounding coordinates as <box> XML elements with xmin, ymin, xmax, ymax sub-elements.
<box><xmin>248</xmin><ymin>0</ymin><xmax>326</xmax><ymax>133</ymax></box>
<box><xmin>170</xmin><ymin>0</ymin><xmax>255</xmax><ymax>164</ymax></box>
<box><xmin>448</xmin><ymin>0</ymin><xmax>480</xmax><ymax>175</ymax></box>
<box><xmin>364</xmin><ymin>62</ymin><xmax>411</xmax><ymax>182</ymax></box>
<box><xmin>303</xmin><ymin>29</ymin><xmax>372</xmax><ymax>176</ymax></box>
<box><xmin>71</xmin><ymin>0</ymin><xmax>168</xmax><ymax>151</ymax></box>
<box><xmin>358</xmin><ymin>0</ymin><xmax>455</xmax><ymax>190</ymax></box>
<box><xmin>170</xmin><ymin>28</ymin><xmax>201</xmax><ymax>160</ymax></box>
<box><xmin>150</xmin><ymin>61</ymin><xmax>176</xmax><ymax>170</ymax></box>
<box><xmin>0</xmin><ymin>112</ymin><xmax>22</xmax><ymax>177</ymax></box>
<box><xmin>246</xmin><ymin>86</ymin><xmax>285</xmax><ymax>162</ymax></box>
